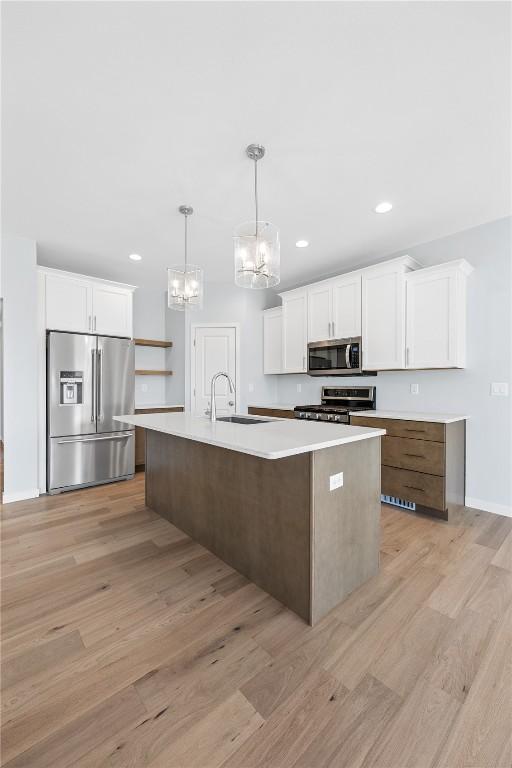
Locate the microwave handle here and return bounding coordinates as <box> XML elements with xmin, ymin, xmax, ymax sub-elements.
<box><xmin>345</xmin><ymin>344</ymin><xmax>352</xmax><ymax>369</ymax></box>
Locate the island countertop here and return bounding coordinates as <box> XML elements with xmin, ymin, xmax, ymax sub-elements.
<box><xmin>115</xmin><ymin>412</ymin><xmax>385</xmax><ymax>460</ymax></box>
<box><xmin>349</xmin><ymin>409</ymin><xmax>468</xmax><ymax>424</ymax></box>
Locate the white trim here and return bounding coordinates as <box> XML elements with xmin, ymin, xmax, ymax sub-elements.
<box><xmin>465</xmin><ymin>496</ymin><xmax>512</xmax><ymax>518</ymax></box>
<box><xmin>3</xmin><ymin>488</ymin><xmax>40</xmax><ymax>504</ymax></box>
<box><xmin>37</xmin><ymin>265</ymin><xmax>136</xmax><ymax>291</ymax></box>
<box><xmin>189</xmin><ymin>323</ymin><xmax>241</xmax><ymax>416</ymax></box>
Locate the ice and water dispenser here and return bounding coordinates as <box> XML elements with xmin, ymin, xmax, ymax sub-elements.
<box><xmin>59</xmin><ymin>370</ymin><xmax>83</xmax><ymax>405</ymax></box>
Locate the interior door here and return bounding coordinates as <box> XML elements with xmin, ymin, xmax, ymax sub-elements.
<box><xmin>193</xmin><ymin>326</ymin><xmax>237</xmax><ymax>416</ymax></box>
<box><xmin>48</xmin><ymin>332</ymin><xmax>96</xmax><ymax>437</ymax></box>
<box><xmin>96</xmin><ymin>336</ymin><xmax>135</xmax><ymax>433</ymax></box>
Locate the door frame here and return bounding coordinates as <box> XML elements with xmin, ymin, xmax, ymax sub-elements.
<box><xmin>189</xmin><ymin>323</ymin><xmax>241</xmax><ymax>415</ymax></box>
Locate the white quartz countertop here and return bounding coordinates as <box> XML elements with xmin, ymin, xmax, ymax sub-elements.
<box><xmin>134</xmin><ymin>403</ymin><xmax>184</xmax><ymax>411</ymax></box>
<box><xmin>349</xmin><ymin>410</ymin><xmax>468</xmax><ymax>424</ymax></box>
<box><xmin>115</xmin><ymin>412</ymin><xmax>385</xmax><ymax>460</ymax></box>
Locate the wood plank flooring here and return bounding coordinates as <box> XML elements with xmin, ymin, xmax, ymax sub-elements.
<box><xmin>1</xmin><ymin>474</ymin><xmax>511</xmax><ymax>767</ymax></box>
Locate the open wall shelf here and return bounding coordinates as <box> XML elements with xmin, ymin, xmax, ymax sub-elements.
<box><xmin>135</xmin><ymin>369</ymin><xmax>173</xmax><ymax>376</ymax></box>
<box><xmin>134</xmin><ymin>338</ymin><xmax>173</xmax><ymax>348</ymax></box>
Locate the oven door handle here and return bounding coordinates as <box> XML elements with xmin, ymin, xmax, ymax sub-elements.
<box><xmin>345</xmin><ymin>343</ymin><xmax>352</xmax><ymax>369</ymax></box>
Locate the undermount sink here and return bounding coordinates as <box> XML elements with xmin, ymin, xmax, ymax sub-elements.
<box><xmin>216</xmin><ymin>415</ymin><xmax>275</xmax><ymax>425</ymax></box>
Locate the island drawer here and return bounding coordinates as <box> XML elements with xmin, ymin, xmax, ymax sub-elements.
<box><xmin>382</xmin><ymin>435</ymin><xmax>445</xmax><ymax>476</ymax></box>
<box><xmin>382</xmin><ymin>466</ymin><xmax>445</xmax><ymax>512</ymax></box>
<box><xmin>350</xmin><ymin>416</ymin><xmax>445</xmax><ymax>443</ymax></box>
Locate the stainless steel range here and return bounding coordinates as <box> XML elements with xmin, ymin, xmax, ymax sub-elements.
<box><xmin>294</xmin><ymin>386</ymin><xmax>376</xmax><ymax>424</ymax></box>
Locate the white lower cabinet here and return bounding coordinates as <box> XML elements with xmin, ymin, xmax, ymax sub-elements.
<box><xmin>405</xmin><ymin>260</ymin><xmax>473</xmax><ymax>369</ymax></box>
<box><xmin>263</xmin><ymin>307</ymin><xmax>283</xmax><ymax>374</ymax></box>
<box><xmin>41</xmin><ymin>267</ymin><xmax>135</xmax><ymax>337</ymax></box>
<box><xmin>282</xmin><ymin>289</ymin><xmax>308</xmax><ymax>373</ymax></box>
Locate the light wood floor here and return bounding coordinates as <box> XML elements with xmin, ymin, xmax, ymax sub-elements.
<box><xmin>1</xmin><ymin>474</ymin><xmax>511</xmax><ymax>768</ymax></box>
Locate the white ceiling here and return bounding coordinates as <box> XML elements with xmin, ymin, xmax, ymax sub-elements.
<box><xmin>2</xmin><ymin>1</ymin><xmax>510</xmax><ymax>290</ymax></box>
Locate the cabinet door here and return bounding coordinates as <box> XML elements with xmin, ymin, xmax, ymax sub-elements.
<box><xmin>282</xmin><ymin>290</ymin><xmax>307</xmax><ymax>373</ymax></box>
<box><xmin>45</xmin><ymin>274</ymin><xmax>91</xmax><ymax>333</ymax></box>
<box><xmin>92</xmin><ymin>286</ymin><xmax>132</xmax><ymax>337</ymax></box>
<box><xmin>331</xmin><ymin>273</ymin><xmax>361</xmax><ymax>339</ymax></box>
<box><xmin>406</xmin><ymin>267</ymin><xmax>459</xmax><ymax>368</ymax></box>
<box><xmin>307</xmin><ymin>283</ymin><xmax>332</xmax><ymax>342</ymax></box>
<box><xmin>362</xmin><ymin>264</ymin><xmax>406</xmax><ymax>370</ymax></box>
<box><xmin>263</xmin><ymin>308</ymin><xmax>283</xmax><ymax>374</ymax></box>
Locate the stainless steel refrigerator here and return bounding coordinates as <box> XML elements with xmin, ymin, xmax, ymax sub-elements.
<box><xmin>47</xmin><ymin>331</ymin><xmax>135</xmax><ymax>493</ymax></box>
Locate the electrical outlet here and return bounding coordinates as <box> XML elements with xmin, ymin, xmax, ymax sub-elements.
<box><xmin>329</xmin><ymin>472</ymin><xmax>344</xmax><ymax>491</ymax></box>
<box><xmin>491</xmin><ymin>382</ymin><xmax>509</xmax><ymax>396</ymax></box>
<box><xmin>410</xmin><ymin>383</ymin><xmax>419</xmax><ymax>395</ymax></box>
<box><xmin>296</xmin><ymin>383</ymin><xmax>302</xmax><ymax>393</ymax></box>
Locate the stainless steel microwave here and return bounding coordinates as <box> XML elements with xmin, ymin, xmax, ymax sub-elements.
<box><xmin>307</xmin><ymin>336</ymin><xmax>375</xmax><ymax>376</ymax></box>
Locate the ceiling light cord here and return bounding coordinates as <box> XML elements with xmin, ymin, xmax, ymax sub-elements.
<box><xmin>254</xmin><ymin>158</ymin><xmax>259</xmax><ymax>239</ymax></box>
<box><xmin>184</xmin><ymin>210</ymin><xmax>188</xmax><ymax>269</ymax></box>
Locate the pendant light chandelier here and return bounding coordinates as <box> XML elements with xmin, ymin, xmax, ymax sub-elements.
<box><xmin>234</xmin><ymin>144</ymin><xmax>280</xmax><ymax>289</ymax></box>
<box><xmin>167</xmin><ymin>205</ymin><xmax>204</xmax><ymax>311</ymax></box>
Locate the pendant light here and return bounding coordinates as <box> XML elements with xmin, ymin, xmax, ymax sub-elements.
<box><xmin>234</xmin><ymin>144</ymin><xmax>280</xmax><ymax>289</ymax></box>
<box><xmin>167</xmin><ymin>205</ymin><xmax>204</xmax><ymax>311</ymax></box>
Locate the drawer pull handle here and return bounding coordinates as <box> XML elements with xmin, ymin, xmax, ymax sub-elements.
<box><xmin>405</xmin><ymin>428</ymin><xmax>425</xmax><ymax>433</ymax></box>
<box><xmin>404</xmin><ymin>485</ymin><xmax>424</xmax><ymax>492</ymax></box>
<box><xmin>404</xmin><ymin>453</ymin><xmax>425</xmax><ymax>459</ymax></box>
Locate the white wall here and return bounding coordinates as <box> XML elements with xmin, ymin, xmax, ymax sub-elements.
<box><xmin>270</xmin><ymin>217</ymin><xmax>512</xmax><ymax>515</ymax></box>
<box><xmin>1</xmin><ymin>236</ymin><xmax>39</xmax><ymax>502</ymax></box>
<box><xmin>133</xmin><ymin>287</ymin><xmax>169</xmax><ymax>406</ymax></box>
<box><xmin>183</xmin><ymin>281</ymin><xmax>278</xmax><ymax>413</ymax></box>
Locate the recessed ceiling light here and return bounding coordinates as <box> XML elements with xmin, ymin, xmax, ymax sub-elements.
<box><xmin>129</xmin><ymin>253</ymin><xmax>142</xmax><ymax>261</ymax></box>
<box><xmin>295</xmin><ymin>240</ymin><xmax>309</xmax><ymax>248</ymax></box>
<box><xmin>374</xmin><ymin>202</ymin><xmax>393</xmax><ymax>214</ymax></box>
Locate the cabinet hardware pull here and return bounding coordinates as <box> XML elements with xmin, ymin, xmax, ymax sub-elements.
<box><xmin>404</xmin><ymin>453</ymin><xmax>425</xmax><ymax>458</ymax></box>
<box><xmin>303</xmin><ymin>355</ymin><xmax>306</xmax><ymax>370</ymax></box>
<box><xmin>332</xmin><ymin>321</ymin><xmax>335</xmax><ymax>337</ymax></box>
<box><xmin>404</xmin><ymin>485</ymin><xmax>424</xmax><ymax>492</ymax></box>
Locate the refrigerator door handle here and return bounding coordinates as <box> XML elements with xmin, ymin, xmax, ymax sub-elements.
<box><xmin>91</xmin><ymin>349</ymin><xmax>96</xmax><ymax>423</ymax></box>
<box><xmin>56</xmin><ymin>434</ymin><xmax>133</xmax><ymax>444</ymax></box>
<box><xmin>97</xmin><ymin>349</ymin><xmax>103</xmax><ymax>422</ymax></box>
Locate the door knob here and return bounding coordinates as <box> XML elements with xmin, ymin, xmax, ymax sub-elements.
<box><xmin>228</xmin><ymin>400</ymin><xmax>235</xmax><ymax>406</ymax></box>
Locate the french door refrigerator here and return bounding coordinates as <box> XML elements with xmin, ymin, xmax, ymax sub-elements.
<box><xmin>47</xmin><ymin>331</ymin><xmax>135</xmax><ymax>493</ymax></box>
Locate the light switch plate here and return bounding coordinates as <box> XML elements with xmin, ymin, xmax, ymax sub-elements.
<box><xmin>410</xmin><ymin>383</ymin><xmax>419</xmax><ymax>395</ymax></box>
<box><xmin>330</xmin><ymin>472</ymin><xmax>344</xmax><ymax>491</ymax></box>
<box><xmin>491</xmin><ymin>382</ymin><xmax>509</xmax><ymax>396</ymax></box>
<box><xmin>248</xmin><ymin>383</ymin><xmax>254</xmax><ymax>393</ymax></box>
<box><xmin>296</xmin><ymin>383</ymin><xmax>302</xmax><ymax>393</ymax></box>
<box><xmin>141</xmin><ymin>383</ymin><xmax>148</xmax><ymax>393</ymax></box>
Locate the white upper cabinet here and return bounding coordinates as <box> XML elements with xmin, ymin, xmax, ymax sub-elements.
<box><xmin>307</xmin><ymin>282</ymin><xmax>332</xmax><ymax>342</ymax></box>
<box><xmin>331</xmin><ymin>273</ymin><xmax>361</xmax><ymax>339</ymax></box>
<box><xmin>92</xmin><ymin>285</ymin><xmax>133</xmax><ymax>337</ymax></box>
<box><xmin>263</xmin><ymin>307</ymin><xmax>283</xmax><ymax>374</ymax></box>
<box><xmin>41</xmin><ymin>268</ymin><xmax>135</xmax><ymax>338</ymax></box>
<box><xmin>405</xmin><ymin>260</ymin><xmax>473</xmax><ymax>369</ymax></box>
<box><xmin>281</xmin><ymin>288</ymin><xmax>308</xmax><ymax>373</ymax></box>
<box><xmin>362</xmin><ymin>257</ymin><xmax>419</xmax><ymax>370</ymax></box>
<box><xmin>45</xmin><ymin>272</ymin><xmax>92</xmax><ymax>333</ymax></box>
<box><xmin>308</xmin><ymin>273</ymin><xmax>362</xmax><ymax>342</ymax></box>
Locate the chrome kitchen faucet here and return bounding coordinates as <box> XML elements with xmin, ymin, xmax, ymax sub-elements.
<box><xmin>208</xmin><ymin>372</ymin><xmax>235</xmax><ymax>422</ymax></box>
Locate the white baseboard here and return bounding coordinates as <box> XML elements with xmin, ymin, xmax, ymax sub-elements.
<box><xmin>465</xmin><ymin>496</ymin><xmax>512</xmax><ymax>518</ymax></box>
<box><xmin>2</xmin><ymin>488</ymin><xmax>40</xmax><ymax>504</ymax></box>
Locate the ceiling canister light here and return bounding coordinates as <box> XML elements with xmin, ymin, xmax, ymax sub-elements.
<box><xmin>234</xmin><ymin>144</ymin><xmax>280</xmax><ymax>289</ymax></box>
<box><xmin>167</xmin><ymin>205</ymin><xmax>204</xmax><ymax>311</ymax></box>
